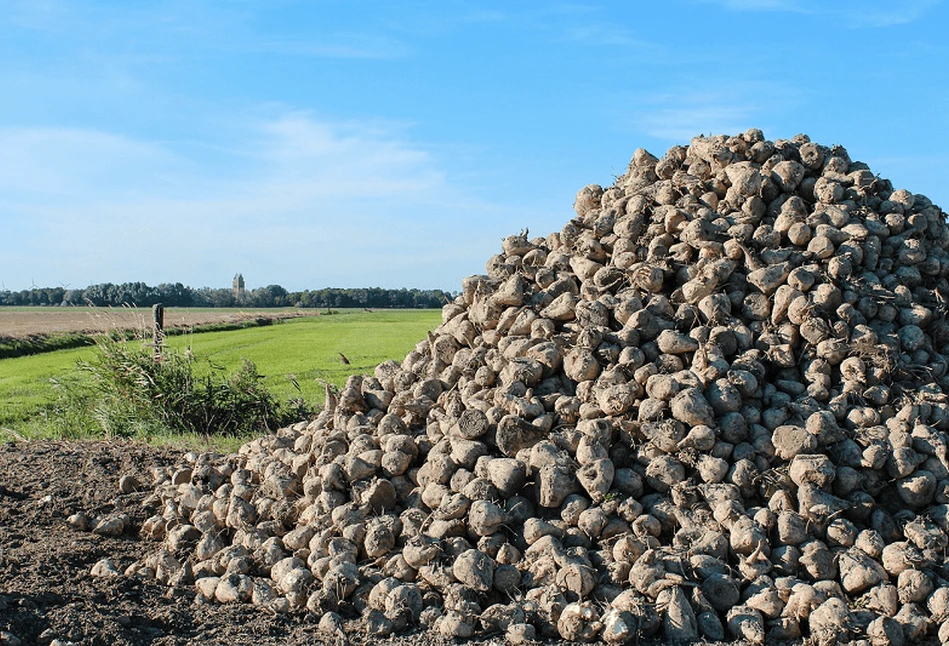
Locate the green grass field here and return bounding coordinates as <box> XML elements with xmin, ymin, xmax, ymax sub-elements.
<box><xmin>161</xmin><ymin>310</ymin><xmax>440</xmax><ymax>401</ymax></box>
<box><xmin>0</xmin><ymin>309</ymin><xmax>442</xmax><ymax>441</ymax></box>
<box><xmin>0</xmin><ymin>345</ymin><xmax>98</xmax><ymax>430</ymax></box>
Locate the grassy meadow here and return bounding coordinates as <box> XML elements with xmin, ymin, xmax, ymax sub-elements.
<box><xmin>160</xmin><ymin>309</ymin><xmax>440</xmax><ymax>400</ymax></box>
<box><xmin>0</xmin><ymin>309</ymin><xmax>442</xmax><ymax>445</ymax></box>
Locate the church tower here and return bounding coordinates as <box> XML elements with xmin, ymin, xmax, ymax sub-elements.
<box><xmin>233</xmin><ymin>273</ymin><xmax>245</xmax><ymax>299</ymax></box>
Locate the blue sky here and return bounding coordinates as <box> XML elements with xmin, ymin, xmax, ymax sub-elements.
<box><xmin>1</xmin><ymin>0</ymin><xmax>947</xmax><ymax>293</ymax></box>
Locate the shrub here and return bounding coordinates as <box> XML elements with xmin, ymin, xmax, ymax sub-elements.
<box><xmin>62</xmin><ymin>338</ymin><xmax>311</xmax><ymax>439</ymax></box>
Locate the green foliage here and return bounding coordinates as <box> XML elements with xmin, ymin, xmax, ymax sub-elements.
<box><xmin>0</xmin><ymin>332</ymin><xmax>97</xmax><ymax>359</ymax></box>
<box><xmin>55</xmin><ymin>338</ymin><xmax>313</xmax><ymax>440</ymax></box>
<box><xmin>0</xmin><ymin>309</ymin><xmax>441</xmax><ymax>442</ymax></box>
<box><xmin>0</xmin><ymin>281</ymin><xmax>456</xmax><ymax>309</ymax></box>
<box><xmin>34</xmin><ymin>372</ymin><xmax>101</xmax><ymax>440</ymax></box>
<box><xmin>0</xmin><ymin>345</ymin><xmax>99</xmax><ymax>431</ymax></box>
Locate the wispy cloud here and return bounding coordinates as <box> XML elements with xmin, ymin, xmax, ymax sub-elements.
<box><xmin>459</xmin><ymin>9</ymin><xmax>508</xmax><ymax>23</ymax></box>
<box><xmin>638</xmin><ymin>110</ymin><xmax>757</xmax><ymax>142</ymax></box>
<box><xmin>250</xmin><ymin>34</ymin><xmax>409</xmax><ymax>59</ymax></box>
<box><xmin>629</xmin><ymin>83</ymin><xmax>793</xmax><ymax>141</ymax></box>
<box><xmin>4</xmin><ymin>0</ymin><xmax>70</xmax><ymax>28</ymax></box>
<box><xmin>697</xmin><ymin>0</ymin><xmax>943</xmax><ymax>27</ymax></box>
<box><xmin>844</xmin><ymin>0</ymin><xmax>943</xmax><ymax>27</ymax></box>
<box><xmin>253</xmin><ymin>113</ymin><xmax>442</xmax><ymax>197</ymax></box>
<box><xmin>0</xmin><ymin>112</ymin><xmax>516</xmax><ymax>290</ymax></box>
<box><xmin>545</xmin><ymin>5</ymin><xmax>662</xmax><ymax>52</ymax></box>
<box><xmin>563</xmin><ymin>23</ymin><xmax>655</xmax><ymax>48</ymax></box>
<box><xmin>707</xmin><ymin>0</ymin><xmax>799</xmax><ymax>9</ymax></box>
<box><xmin>695</xmin><ymin>0</ymin><xmax>802</xmax><ymax>11</ymax></box>
<box><xmin>0</xmin><ymin>127</ymin><xmax>191</xmax><ymax>200</ymax></box>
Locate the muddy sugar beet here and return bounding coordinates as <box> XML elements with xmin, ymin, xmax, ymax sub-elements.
<box><xmin>130</xmin><ymin>130</ymin><xmax>949</xmax><ymax>644</ymax></box>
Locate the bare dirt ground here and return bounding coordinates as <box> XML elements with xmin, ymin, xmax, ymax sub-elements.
<box><xmin>0</xmin><ymin>442</ymin><xmax>813</xmax><ymax>646</ymax></box>
<box><xmin>0</xmin><ymin>440</ymin><xmax>475</xmax><ymax>646</ymax></box>
<box><xmin>0</xmin><ymin>440</ymin><xmax>537</xmax><ymax>646</ymax></box>
<box><xmin>0</xmin><ymin>308</ymin><xmax>317</xmax><ymax>339</ymax></box>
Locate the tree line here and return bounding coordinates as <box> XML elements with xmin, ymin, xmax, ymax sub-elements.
<box><xmin>0</xmin><ymin>282</ymin><xmax>455</xmax><ymax>309</ymax></box>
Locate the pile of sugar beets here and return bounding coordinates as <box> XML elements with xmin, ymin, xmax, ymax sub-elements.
<box><xmin>125</xmin><ymin>130</ymin><xmax>949</xmax><ymax>645</ymax></box>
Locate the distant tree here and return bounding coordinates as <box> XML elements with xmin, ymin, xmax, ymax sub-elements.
<box><xmin>0</xmin><ymin>281</ymin><xmax>455</xmax><ymax>310</ymax></box>
<box><xmin>47</xmin><ymin>287</ymin><xmax>65</xmax><ymax>306</ymax></box>
<box><xmin>193</xmin><ymin>287</ymin><xmax>236</xmax><ymax>308</ymax></box>
<box><xmin>63</xmin><ymin>289</ymin><xmax>84</xmax><ymax>306</ymax></box>
<box><xmin>155</xmin><ymin>282</ymin><xmax>193</xmax><ymax>307</ymax></box>
<box><xmin>83</xmin><ymin>283</ymin><xmax>112</xmax><ymax>306</ymax></box>
<box><xmin>251</xmin><ymin>284</ymin><xmax>289</xmax><ymax>308</ymax></box>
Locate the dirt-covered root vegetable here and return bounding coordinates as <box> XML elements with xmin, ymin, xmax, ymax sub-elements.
<box><xmin>808</xmin><ymin>597</ymin><xmax>856</xmax><ymax>646</ymax></box>
<box><xmin>215</xmin><ymin>573</ymin><xmax>254</xmax><ymax>604</ymax></box>
<box><xmin>557</xmin><ymin>602</ymin><xmax>602</xmax><ymax>641</ymax></box>
<box><xmin>600</xmin><ymin>608</ymin><xmax>638</xmax><ymax>644</ymax></box>
<box><xmin>745</xmin><ymin>585</ymin><xmax>784</xmax><ymax>620</ymax></box>
<box><xmin>696</xmin><ymin>609</ymin><xmax>725</xmax><ymax>641</ymax></box>
<box><xmin>658</xmin><ymin>585</ymin><xmax>698</xmax><ymax>642</ymax></box>
<box><xmin>126</xmin><ymin>129</ymin><xmax>949</xmax><ymax>643</ymax></box>
<box><xmin>701</xmin><ymin>572</ymin><xmax>740</xmax><ymax>611</ymax></box>
<box><xmin>500</xmin><ymin>620</ymin><xmax>536</xmax><ymax>645</ymax></box>
<box><xmin>928</xmin><ymin>586</ymin><xmax>949</xmax><ymax>623</ymax></box>
<box><xmin>93</xmin><ymin>513</ymin><xmax>129</xmax><ymax>536</ymax></box>
<box><xmin>894</xmin><ymin>603</ymin><xmax>932</xmax><ymax>640</ymax></box>
<box><xmin>897</xmin><ymin>569</ymin><xmax>934</xmax><ymax>604</ymax></box>
<box><xmin>940</xmin><ymin>620</ymin><xmax>949</xmax><ymax>646</ymax></box>
<box><xmin>90</xmin><ymin>558</ymin><xmax>122</xmax><ymax>578</ymax></box>
<box><xmin>450</xmin><ymin>549</ymin><xmax>494</xmax><ymax>593</ymax></box>
<box><xmin>839</xmin><ymin>547</ymin><xmax>888</xmax><ymax>594</ymax></box>
<box><xmin>670</xmin><ymin>388</ymin><xmax>715</xmax><ymax>426</ymax></box>
<box><xmin>436</xmin><ymin>610</ymin><xmax>476</xmax><ymax>638</ymax></box>
<box><xmin>576</xmin><ymin>458</ymin><xmax>615</xmax><ymax>501</ymax></box>
<box><xmin>726</xmin><ymin>605</ymin><xmax>765</xmax><ymax>644</ymax></box>
<box><xmin>867</xmin><ymin>615</ymin><xmax>905</xmax><ymax>646</ymax></box>
<box><xmin>451</xmin><ymin>409</ymin><xmax>489</xmax><ymax>439</ymax></box>
<box><xmin>485</xmin><ymin>457</ymin><xmax>526</xmax><ymax>497</ymax></box>
<box><xmin>895</xmin><ymin>470</ymin><xmax>937</xmax><ymax>507</ymax></box>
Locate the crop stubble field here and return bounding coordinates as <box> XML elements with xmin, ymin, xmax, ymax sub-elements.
<box><xmin>0</xmin><ymin>306</ymin><xmax>317</xmax><ymax>337</ymax></box>
<box><xmin>0</xmin><ymin>307</ymin><xmax>442</xmax><ymax>434</ymax></box>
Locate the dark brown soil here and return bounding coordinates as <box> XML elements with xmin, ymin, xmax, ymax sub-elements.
<box><xmin>0</xmin><ymin>441</ymin><xmax>743</xmax><ymax>646</ymax></box>
<box><xmin>0</xmin><ymin>440</ymin><xmax>466</xmax><ymax>646</ymax></box>
<box><xmin>0</xmin><ymin>308</ymin><xmax>318</xmax><ymax>339</ymax></box>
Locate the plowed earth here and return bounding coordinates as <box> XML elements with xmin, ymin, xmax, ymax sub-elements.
<box><xmin>0</xmin><ymin>308</ymin><xmax>315</xmax><ymax>339</ymax></box>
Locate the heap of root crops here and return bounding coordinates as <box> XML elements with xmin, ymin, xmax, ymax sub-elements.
<box><xmin>121</xmin><ymin>130</ymin><xmax>949</xmax><ymax>645</ymax></box>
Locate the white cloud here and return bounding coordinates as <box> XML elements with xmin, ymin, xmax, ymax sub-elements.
<box><xmin>843</xmin><ymin>0</ymin><xmax>943</xmax><ymax>27</ymax></box>
<box><xmin>629</xmin><ymin>83</ymin><xmax>794</xmax><ymax>142</ymax></box>
<box><xmin>636</xmin><ymin>102</ymin><xmax>759</xmax><ymax>141</ymax></box>
<box><xmin>697</xmin><ymin>0</ymin><xmax>943</xmax><ymax>26</ymax></box>
<box><xmin>4</xmin><ymin>0</ymin><xmax>69</xmax><ymax>28</ymax></box>
<box><xmin>0</xmin><ymin>127</ymin><xmax>191</xmax><ymax>201</ymax></box>
<box><xmin>562</xmin><ymin>23</ymin><xmax>663</xmax><ymax>53</ymax></box>
<box><xmin>711</xmin><ymin>0</ymin><xmax>799</xmax><ymax>9</ymax></box>
<box><xmin>459</xmin><ymin>9</ymin><xmax>508</xmax><ymax>23</ymax></box>
<box><xmin>253</xmin><ymin>113</ymin><xmax>443</xmax><ymax>198</ymax></box>
<box><xmin>0</xmin><ymin>112</ymin><xmax>519</xmax><ymax>291</ymax></box>
<box><xmin>250</xmin><ymin>34</ymin><xmax>410</xmax><ymax>60</ymax></box>
<box><xmin>696</xmin><ymin>0</ymin><xmax>802</xmax><ymax>11</ymax></box>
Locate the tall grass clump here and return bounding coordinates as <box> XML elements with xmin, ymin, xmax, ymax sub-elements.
<box><xmin>45</xmin><ymin>337</ymin><xmax>314</xmax><ymax>441</ymax></box>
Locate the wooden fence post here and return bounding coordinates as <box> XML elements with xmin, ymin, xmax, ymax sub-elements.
<box><xmin>153</xmin><ymin>303</ymin><xmax>164</xmax><ymax>361</ymax></box>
